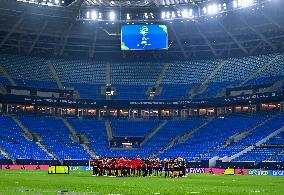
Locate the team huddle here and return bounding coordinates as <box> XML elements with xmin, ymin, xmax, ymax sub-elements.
<box><xmin>91</xmin><ymin>156</ymin><xmax>186</xmax><ymax>178</ymax></box>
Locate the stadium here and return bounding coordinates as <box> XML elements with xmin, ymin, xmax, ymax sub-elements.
<box><xmin>0</xmin><ymin>0</ymin><xmax>284</xmax><ymax>194</ymax></box>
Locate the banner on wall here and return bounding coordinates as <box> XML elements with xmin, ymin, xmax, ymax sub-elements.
<box><xmin>224</xmin><ymin>168</ymin><xmax>235</xmax><ymax>175</ymax></box>
<box><xmin>0</xmin><ymin>165</ymin><xmax>49</xmax><ymax>170</ymax></box>
<box><xmin>270</xmin><ymin>170</ymin><xmax>284</xmax><ymax>176</ymax></box>
<box><xmin>186</xmin><ymin>168</ymin><xmax>205</xmax><ymax>174</ymax></box>
<box><xmin>81</xmin><ymin>166</ymin><xmax>93</xmax><ymax>171</ymax></box>
<box><xmin>69</xmin><ymin>166</ymin><xmax>82</xmax><ymax>171</ymax></box>
<box><xmin>248</xmin><ymin>169</ymin><xmax>269</xmax><ymax>176</ymax></box>
<box><xmin>205</xmin><ymin>168</ymin><xmax>226</xmax><ymax>174</ymax></box>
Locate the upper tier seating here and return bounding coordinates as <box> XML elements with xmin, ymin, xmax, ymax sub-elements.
<box><xmin>0</xmin><ymin>53</ymin><xmax>284</xmax><ymax>99</ymax></box>
<box><xmin>161</xmin><ymin>60</ymin><xmax>221</xmax><ymax>84</ymax></box>
<box><xmin>110</xmin><ymin>120</ymin><xmax>160</xmax><ymax>137</ymax></box>
<box><xmin>0</xmin><ymin>54</ymin><xmax>56</xmax><ymax>88</ymax></box>
<box><xmin>110</xmin><ymin>62</ymin><xmax>163</xmax><ymax>85</ymax></box>
<box><xmin>53</xmin><ymin>59</ymin><xmax>106</xmax><ymax>84</ymax></box>
<box><xmin>18</xmin><ymin>115</ymin><xmax>91</xmax><ymax>160</ymax></box>
<box><xmin>245</xmin><ymin>53</ymin><xmax>284</xmax><ymax>85</ymax></box>
<box><xmin>209</xmin><ymin>54</ymin><xmax>274</xmax><ymax>82</ymax></box>
<box><xmin>0</xmin><ymin>114</ymin><xmax>51</xmax><ymax>160</ymax></box>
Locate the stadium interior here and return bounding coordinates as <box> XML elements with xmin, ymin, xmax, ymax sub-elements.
<box><xmin>0</xmin><ymin>0</ymin><xmax>284</xmax><ymax>176</ymax></box>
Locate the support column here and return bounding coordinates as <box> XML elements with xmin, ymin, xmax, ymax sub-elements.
<box><xmin>1</xmin><ymin>103</ymin><xmax>7</xmax><ymax>113</ymax></box>
<box><xmin>280</xmin><ymin>102</ymin><xmax>284</xmax><ymax>113</ymax></box>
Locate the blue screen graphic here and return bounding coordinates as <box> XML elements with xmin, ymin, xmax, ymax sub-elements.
<box><xmin>121</xmin><ymin>25</ymin><xmax>168</xmax><ymax>50</ymax></box>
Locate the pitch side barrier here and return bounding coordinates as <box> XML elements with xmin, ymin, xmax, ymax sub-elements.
<box><xmin>1</xmin><ymin>165</ymin><xmax>284</xmax><ymax>176</ymax></box>
<box><xmin>186</xmin><ymin>168</ymin><xmax>284</xmax><ymax>176</ymax></box>
<box><xmin>0</xmin><ymin>91</ymin><xmax>284</xmax><ymax>109</ymax></box>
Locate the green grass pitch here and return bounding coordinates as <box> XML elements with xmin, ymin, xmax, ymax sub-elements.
<box><xmin>0</xmin><ymin>170</ymin><xmax>284</xmax><ymax>195</ymax></box>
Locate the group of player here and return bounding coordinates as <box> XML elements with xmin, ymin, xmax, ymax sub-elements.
<box><xmin>91</xmin><ymin>156</ymin><xmax>186</xmax><ymax>178</ymax></box>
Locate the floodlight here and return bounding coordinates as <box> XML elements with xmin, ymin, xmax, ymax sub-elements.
<box><xmin>109</xmin><ymin>11</ymin><xmax>115</xmax><ymax>21</ymax></box>
<box><xmin>91</xmin><ymin>11</ymin><xmax>97</xmax><ymax>20</ymax></box>
<box><xmin>166</xmin><ymin>11</ymin><xmax>170</xmax><ymax>19</ymax></box>
<box><xmin>182</xmin><ymin>10</ymin><xmax>188</xmax><ymax>18</ymax></box>
<box><xmin>161</xmin><ymin>11</ymin><xmax>166</xmax><ymax>19</ymax></box>
<box><xmin>126</xmin><ymin>13</ymin><xmax>131</xmax><ymax>20</ymax></box>
<box><xmin>207</xmin><ymin>4</ymin><xmax>218</xmax><ymax>15</ymax></box>
<box><xmin>242</xmin><ymin>0</ymin><xmax>254</xmax><ymax>7</ymax></box>
<box><xmin>86</xmin><ymin>11</ymin><xmax>90</xmax><ymax>19</ymax></box>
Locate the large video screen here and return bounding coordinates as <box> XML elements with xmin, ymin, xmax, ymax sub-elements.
<box><xmin>121</xmin><ymin>24</ymin><xmax>168</xmax><ymax>50</ymax></box>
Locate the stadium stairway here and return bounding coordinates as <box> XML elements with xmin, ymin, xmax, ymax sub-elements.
<box><xmin>47</xmin><ymin>60</ymin><xmax>64</xmax><ymax>90</ymax></box>
<box><xmin>140</xmin><ymin>120</ymin><xmax>168</xmax><ymax>147</ymax></box>
<box><xmin>196</xmin><ymin>116</ymin><xmax>273</xmax><ymax>161</ymax></box>
<box><xmin>106</xmin><ymin>63</ymin><xmax>111</xmax><ymax>100</ymax></box>
<box><xmin>10</xmin><ymin>115</ymin><xmax>60</xmax><ymax>162</ymax></box>
<box><xmin>148</xmin><ymin>63</ymin><xmax>169</xmax><ymax>100</ymax></box>
<box><xmin>227</xmin><ymin>125</ymin><xmax>284</xmax><ymax>162</ymax></box>
<box><xmin>267</xmin><ymin>75</ymin><xmax>284</xmax><ymax>91</ymax></box>
<box><xmin>10</xmin><ymin>115</ymin><xmax>33</xmax><ymax>140</ymax></box>
<box><xmin>265</xmin><ymin>148</ymin><xmax>284</xmax><ymax>161</ymax></box>
<box><xmin>239</xmin><ymin>54</ymin><xmax>282</xmax><ymax>87</ymax></box>
<box><xmin>190</xmin><ymin>60</ymin><xmax>226</xmax><ymax>99</ymax></box>
<box><xmin>61</xmin><ymin>118</ymin><xmax>97</xmax><ymax>158</ymax></box>
<box><xmin>61</xmin><ymin>118</ymin><xmax>79</xmax><ymax>141</ymax></box>
<box><xmin>105</xmin><ymin>120</ymin><xmax>113</xmax><ymax>144</ymax></box>
<box><xmin>0</xmin><ymin>64</ymin><xmax>16</xmax><ymax>86</ymax></box>
<box><xmin>0</xmin><ymin>146</ymin><xmax>16</xmax><ymax>164</ymax></box>
<box><xmin>154</xmin><ymin>119</ymin><xmax>213</xmax><ymax>157</ymax></box>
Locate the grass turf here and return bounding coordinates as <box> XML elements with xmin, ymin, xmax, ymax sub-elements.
<box><xmin>0</xmin><ymin>170</ymin><xmax>284</xmax><ymax>194</ymax></box>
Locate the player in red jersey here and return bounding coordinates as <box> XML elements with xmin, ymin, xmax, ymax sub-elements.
<box><xmin>126</xmin><ymin>157</ymin><xmax>132</xmax><ymax>177</ymax></box>
<box><xmin>131</xmin><ymin>158</ymin><xmax>136</xmax><ymax>176</ymax></box>
<box><xmin>135</xmin><ymin>156</ymin><xmax>142</xmax><ymax>177</ymax></box>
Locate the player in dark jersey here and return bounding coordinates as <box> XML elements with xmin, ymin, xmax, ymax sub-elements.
<box><xmin>92</xmin><ymin>158</ymin><xmax>99</xmax><ymax>176</ymax></box>
<box><xmin>164</xmin><ymin>158</ymin><xmax>170</xmax><ymax>178</ymax></box>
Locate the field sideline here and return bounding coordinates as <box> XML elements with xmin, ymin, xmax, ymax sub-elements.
<box><xmin>0</xmin><ymin>170</ymin><xmax>284</xmax><ymax>195</ymax></box>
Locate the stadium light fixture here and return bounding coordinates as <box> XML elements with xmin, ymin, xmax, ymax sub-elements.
<box><xmin>171</xmin><ymin>11</ymin><xmax>176</xmax><ymax>18</ymax></box>
<box><xmin>242</xmin><ymin>0</ymin><xmax>254</xmax><ymax>7</ymax></box>
<box><xmin>91</xmin><ymin>11</ymin><xmax>97</xmax><ymax>20</ymax></box>
<box><xmin>182</xmin><ymin>10</ymin><xmax>188</xmax><ymax>18</ymax></box>
<box><xmin>207</xmin><ymin>4</ymin><xmax>218</xmax><ymax>15</ymax></box>
<box><xmin>109</xmin><ymin>11</ymin><xmax>115</xmax><ymax>21</ymax></box>
<box><xmin>161</xmin><ymin>11</ymin><xmax>166</xmax><ymax>19</ymax></box>
<box><xmin>166</xmin><ymin>11</ymin><xmax>171</xmax><ymax>19</ymax></box>
<box><xmin>86</xmin><ymin>11</ymin><xmax>90</xmax><ymax>19</ymax></box>
<box><xmin>126</xmin><ymin>13</ymin><xmax>131</xmax><ymax>20</ymax></box>
<box><xmin>54</xmin><ymin>0</ymin><xmax>59</xmax><ymax>4</ymax></box>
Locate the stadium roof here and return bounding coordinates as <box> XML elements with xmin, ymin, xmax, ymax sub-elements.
<box><xmin>0</xmin><ymin>0</ymin><xmax>283</xmax><ymax>60</ymax></box>
<box><xmin>72</xmin><ymin>0</ymin><xmax>208</xmax><ymax>7</ymax></box>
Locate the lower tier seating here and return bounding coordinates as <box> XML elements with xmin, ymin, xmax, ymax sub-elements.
<box><xmin>0</xmin><ymin>115</ymin><xmax>51</xmax><ymax>160</ymax></box>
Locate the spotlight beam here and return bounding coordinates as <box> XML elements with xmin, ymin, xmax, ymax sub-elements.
<box><xmin>60</xmin><ymin>23</ymin><xmax>74</xmax><ymax>56</ymax></box>
<box><xmin>29</xmin><ymin>20</ymin><xmax>48</xmax><ymax>54</ymax></box>
<box><xmin>195</xmin><ymin>23</ymin><xmax>218</xmax><ymax>57</ymax></box>
<box><xmin>218</xmin><ymin>21</ymin><xmax>248</xmax><ymax>54</ymax></box>
<box><xmin>0</xmin><ymin>14</ymin><xmax>25</xmax><ymax>48</ymax></box>
<box><xmin>168</xmin><ymin>25</ymin><xmax>188</xmax><ymax>58</ymax></box>
<box><xmin>240</xmin><ymin>17</ymin><xmax>276</xmax><ymax>51</ymax></box>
